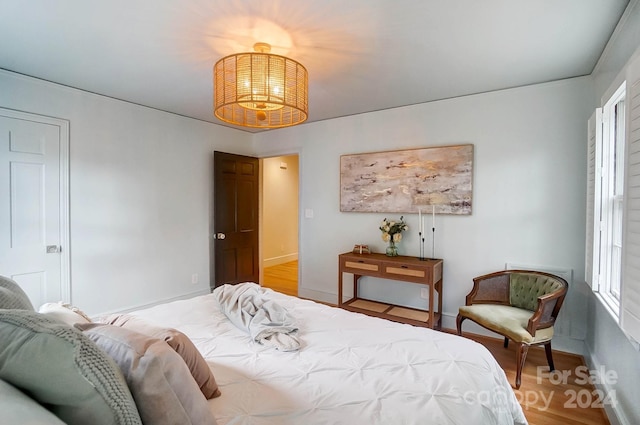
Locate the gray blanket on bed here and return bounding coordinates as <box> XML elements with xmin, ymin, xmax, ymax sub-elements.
<box><xmin>213</xmin><ymin>282</ymin><xmax>300</xmax><ymax>351</ymax></box>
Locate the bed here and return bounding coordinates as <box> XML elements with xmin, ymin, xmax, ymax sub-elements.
<box><xmin>127</xmin><ymin>284</ymin><xmax>528</xmax><ymax>425</ymax></box>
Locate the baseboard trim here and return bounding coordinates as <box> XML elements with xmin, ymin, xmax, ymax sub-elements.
<box><xmin>93</xmin><ymin>288</ymin><xmax>210</xmax><ymax>317</ymax></box>
<box><xmin>298</xmin><ymin>287</ymin><xmax>336</xmax><ymax>305</ymax></box>
<box><xmin>263</xmin><ymin>253</ymin><xmax>298</xmax><ymax>268</ymax></box>
<box><xmin>584</xmin><ymin>350</ymin><xmax>629</xmax><ymax>425</ymax></box>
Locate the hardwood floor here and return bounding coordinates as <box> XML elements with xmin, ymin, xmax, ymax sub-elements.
<box><xmin>263</xmin><ymin>260</ymin><xmax>298</xmax><ymax>297</ymax></box>
<box><xmin>262</xmin><ymin>262</ymin><xmax>611</xmax><ymax>424</ymax></box>
<box><xmin>459</xmin><ymin>332</ymin><xmax>611</xmax><ymax>425</ymax></box>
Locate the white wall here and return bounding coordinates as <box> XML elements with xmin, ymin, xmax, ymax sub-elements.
<box><xmin>585</xmin><ymin>2</ymin><xmax>640</xmax><ymax>424</ymax></box>
<box><xmin>254</xmin><ymin>76</ymin><xmax>593</xmax><ymax>354</ymax></box>
<box><xmin>0</xmin><ymin>70</ymin><xmax>253</xmax><ymax>315</ymax></box>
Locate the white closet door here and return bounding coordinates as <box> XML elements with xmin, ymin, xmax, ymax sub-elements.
<box><xmin>0</xmin><ymin>109</ymin><xmax>69</xmax><ymax>308</ymax></box>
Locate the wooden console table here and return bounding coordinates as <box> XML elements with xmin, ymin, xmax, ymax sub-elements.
<box><xmin>338</xmin><ymin>252</ymin><xmax>443</xmax><ymax>329</ymax></box>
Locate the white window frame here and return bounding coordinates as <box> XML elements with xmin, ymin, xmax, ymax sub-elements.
<box><xmin>590</xmin><ymin>82</ymin><xmax>626</xmax><ymax>321</ymax></box>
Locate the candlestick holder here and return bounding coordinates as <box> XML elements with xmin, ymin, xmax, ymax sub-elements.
<box><xmin>431</xmin><ymin>226</ymin><xmax>436</xmax><ymax>259</ymax></box>
<box><xmin>418</xmin><ymin>227</ymin><xmax>437</xmax><ymax>260</ymax></box>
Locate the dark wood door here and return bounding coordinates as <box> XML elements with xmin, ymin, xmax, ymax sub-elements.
<box><xmin>212</xmin><ymin>151</ymin><xmax>259</xmax><ymax>288</ymax></box>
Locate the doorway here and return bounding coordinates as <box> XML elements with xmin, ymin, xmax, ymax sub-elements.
<box><xmin>260</xmin><ymin>155</ymin><xmax>299</xmax><ymax>296</ymax></box>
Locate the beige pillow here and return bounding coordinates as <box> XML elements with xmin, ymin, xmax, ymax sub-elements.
<box><xmin>102</xmin><ymin>314</ymin><xmax>221</xmax><ymax>399</ymax></box>
<box><xmin>39</xmin><ymin>302</ymin><xmax>92</xmax><ymax>326</ymax></box>
<box><xmin>76</xmin><ymin>323</ymin><xmax>217</xmax><ymax>425</ymax></box>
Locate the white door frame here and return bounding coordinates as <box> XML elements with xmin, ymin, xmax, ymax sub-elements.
<box><xmin>0</xmin><ymin>107</ymin><xmax>71</xmax><ymax>302</ymax></box>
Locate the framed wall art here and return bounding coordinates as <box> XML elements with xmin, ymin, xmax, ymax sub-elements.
<box><xmin>340</xmin><ymin>144</ymin><xmax>473</xmax><ymax>214</ymax></box>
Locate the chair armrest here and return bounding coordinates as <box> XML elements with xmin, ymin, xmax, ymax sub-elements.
<box><xmin>466</xmin><ymin>272</ymin><xmax>511</xmax><ymax>306</ymax></box>
<box><xmin>527</xmin><ymin>290</ymin><xmax>567</xmax><ymax>334</ymax></box>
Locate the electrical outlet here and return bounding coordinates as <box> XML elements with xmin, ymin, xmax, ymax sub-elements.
<box><xmin>420</xmin><ymin>288</ymin><xmax>429</xmax><ymax>299</ymax></box>
<box><xmin>191</xmin><ymin>273</ymin><xmax>199</xmax><ymax>285</ymax></box>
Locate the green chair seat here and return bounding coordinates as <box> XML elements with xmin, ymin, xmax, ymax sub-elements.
<box><xmin>458</xmin><ymin>304</ymin><xmax>553</xmax><ymax>344</ymax></box>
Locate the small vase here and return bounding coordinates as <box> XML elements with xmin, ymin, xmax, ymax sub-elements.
<box><xmin>386</xmin><ymin>239</ymin><xmax>399</xmax><ymax>257</ymax></box>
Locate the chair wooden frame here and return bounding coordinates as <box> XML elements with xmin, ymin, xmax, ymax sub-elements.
<box><xmin>456</xmin><ymin>270</ymin><xmax>568</xmax><ymax>389</ymax></box>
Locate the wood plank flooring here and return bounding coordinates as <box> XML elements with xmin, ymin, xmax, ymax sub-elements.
<box><xmin>263</xmin><ymin>260</ymin><xmax>298</xmax><ymax>297</ymax></box>
<box><xmin>459</xmin><ymin>332</ymin><xmax>611</xmax><ymax>425</ymax></box>
<box><xmin>261</xmin><ymin>261</ymin><xmax>611</xmax><ymax>425</ymax></box>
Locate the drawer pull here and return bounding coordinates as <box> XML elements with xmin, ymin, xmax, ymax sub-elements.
<box><xmin>401</xmin><ymin>265</ymin><xmax>408</xmax><ymax>268</ymax></box>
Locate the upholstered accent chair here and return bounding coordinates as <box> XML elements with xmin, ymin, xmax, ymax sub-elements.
<box><xmin>456</xmin><ymin>270</ymin><xmax>568</xmax><ymax>389</ymax></box>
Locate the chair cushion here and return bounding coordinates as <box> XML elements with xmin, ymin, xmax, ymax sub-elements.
<box><xmin>458</xmin><ymin>304</ymin><xmax>554</xmax><ymax>344</ymax></box>
<box><xmin>0</xmin><ymin>276</ymin><xmax>34</xmax><ymax>311</ymax></box>
<box><xmin>509</xmin><ymin>273</ymin><xmax>565</xmax><ymax>311</ymax></box>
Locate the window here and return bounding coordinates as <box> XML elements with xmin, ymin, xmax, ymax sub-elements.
<box><xmin>590</xmin><ymin>53</ymin><xmax>640</xmax><ymax>345</ymax></box>
<box><xmin>587</xmin><ymin>82</ymin><xmax>626</xmax><ymax>320</ymax></box>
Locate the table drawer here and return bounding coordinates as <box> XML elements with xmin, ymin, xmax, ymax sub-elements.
<box><xmin>383</xmin><ymin>264</ymin><xmax>431</xmax><ymax>283</ymax></box>
<box><xmin>342</xmin><ymin>258</ymin><xmax>381</xmax><ymax>275</ymax></box>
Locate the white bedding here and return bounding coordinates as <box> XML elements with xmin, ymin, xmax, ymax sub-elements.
<box><xmin>130</xmin><ymin>288</ymin><xmax>528</xmax><ymax>425</ymax></box>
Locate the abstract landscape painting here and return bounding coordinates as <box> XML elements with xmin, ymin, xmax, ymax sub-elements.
<box><xmin>340</xmin><ymin>144</ymin><xmax>473</xmax><ymax>214</ymax></box>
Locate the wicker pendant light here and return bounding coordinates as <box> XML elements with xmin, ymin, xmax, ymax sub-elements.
<box><xmin>214</xmin><ymin>42</ymin><xmax>308</xmax><ymax>129</ymax></box>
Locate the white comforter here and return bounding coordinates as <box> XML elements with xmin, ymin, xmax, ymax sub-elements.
<box><xmin>131</xmin><ymin>288</ymin><xmax>528</xmax><ymax>425</ymax></box>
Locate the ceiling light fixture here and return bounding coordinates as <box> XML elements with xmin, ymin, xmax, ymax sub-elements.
<box><xmin>213</xmin><ymin>42</ymin><xmax>308</xmax><ymax>129</ymax></box>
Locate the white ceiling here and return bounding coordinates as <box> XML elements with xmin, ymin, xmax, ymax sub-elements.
<box><xmin>0</xmin><ymin>0</ymin><xmax>630</xmax><ymax>132</ymax></box>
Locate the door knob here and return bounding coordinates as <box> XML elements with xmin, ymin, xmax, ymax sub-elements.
<box><xmin>46</xmin><ymin>245</ymin><xmax>61</xmax><ymax>253</ymax></box>
<box><xmin>214</xmin><ymin>233</ymin><xmax>226</xmax><ymax>240</ymax></box>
